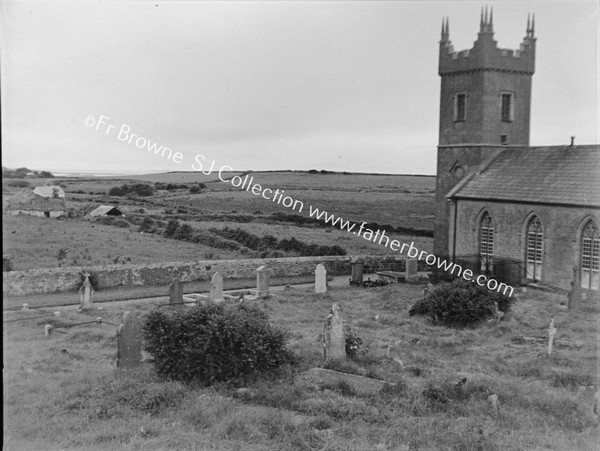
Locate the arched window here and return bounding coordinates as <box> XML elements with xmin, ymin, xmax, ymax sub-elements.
<box><xmin>581</xmin><ymin>221</ymin><xmax>599</xmax><ymax>290</ymax></box>
<box><xmin>480</xmin><ymin>212</ymin><xmax>494</xmax><ymax>273</ymax></box>
<box><xmin>526</xmin><ymin>216</ymin><xmax>543</xmax><ymax>281</ymax></box>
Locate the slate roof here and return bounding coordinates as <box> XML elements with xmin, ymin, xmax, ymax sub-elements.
<box><xmin>448</xmin><ymin>145</ymin><xmax>600</xmax><ymax>207</ymax></box>
<box><xmin>89</xmin><ymin>205</ymin><xmax>123</xmax><ymax>217</ymax></box>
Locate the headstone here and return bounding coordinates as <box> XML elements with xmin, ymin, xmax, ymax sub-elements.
<box><xmin>568</xmin><ymin>265</ymin><xmax>582</xmax><ymax>309</ymax></box>
<box><xmin>315</xmin><ymin>263</ymin><xmax>327</xmax><ymax>293</ymax></box>
<box><xmin>547</xmin><ymin>318</ymin><xmax>557</xmax><ymax>357</ymax></box>
<box><xmin>351</xmin><ymin>258</ymin><xmax>364</xmax><ymax>284</ymax></box>
<box><xmin>169</xmin><ymin>278</ymin><xmax>183</xmax><ymax>305</ymax></box>
<box><xmin>117</xmin><ymin>311</ymin><xmax>142</xmax><ymax>368</ymax></box>
<box><xmin>79</xmin><ymin>272</ymin><xmax>94</xmax><ymax>311</ymax></box>
<box><xmin>323</xmin><ymin>303</ymin><xmax>346</xmax><ymax>362</ymax></box>
<box><xmin>487</xmin><ymin>393</ymin><xmax>500</xmax><ymax>417</ymax></box>
<box><xmin>256</xmin><ymin>265</ymin><xmax>270</xmax><ymax>298</ymax></box>
<box><xmin>405</xmin><ymin>258</ymin><xmax>419</xmax><ymax>282</ymax></box>
<box><xmin>44</xmin><ymin>325</ymin><xmax>52</xmax><ymax>337</ymax></box>
<box><xmin>209</xmin><ymin>271</ymin><xmax>224</xmax><ymax>302</ymax></box>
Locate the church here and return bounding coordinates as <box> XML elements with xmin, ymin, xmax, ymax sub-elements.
<box><xmin>432</xmin><ymin>9</ymin><xmax>599</xmax><ymax>303</ymax></box>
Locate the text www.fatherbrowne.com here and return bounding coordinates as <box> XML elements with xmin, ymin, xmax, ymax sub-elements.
<box><xmin>308</xmin><ymin>206</ymin><xmax>514</xmax><ymax>297</ymax></box>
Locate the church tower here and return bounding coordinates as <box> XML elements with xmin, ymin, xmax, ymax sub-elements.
<box><xmin>433</xmin><ymin>8</ymin><xmax>536</xmax><ymax>258</ymax></box>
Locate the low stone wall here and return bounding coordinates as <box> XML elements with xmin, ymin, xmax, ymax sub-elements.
<box><xmin>3</xmin><ymin>255</ymin><xmax>417</xmax><ymax>296</ymax></box>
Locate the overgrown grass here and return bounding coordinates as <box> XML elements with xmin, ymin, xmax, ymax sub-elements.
<box><xmin>4</xmin><ymin>283</ymin><xmax>599</xmax><ymax>450</ymax></box>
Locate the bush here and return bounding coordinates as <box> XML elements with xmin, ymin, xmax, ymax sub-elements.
<box><xmin>6</xmin><ymin>180</ymin><xmax>30</xmax><ymax>188</ymax></box>
<box><xmin>408</xmin><ymin>297</ymin><xmax>430</xmax><ymax>316</ymax></box>
<box><xmin>138</xmin><ymin>217</ymin><xmax>154</xmax><ymax>233</ymax></box>
<box><xmin>166</xmin><ymin>183</ymin><xmax>187</xmax><ymax>191</ymax></box>
<box><xmin>108</xmin><ymin>183</ymin><xmax>154</xmax><ymax>197</ymax></box>
<box><xmin>143</xmin><ymin>303</ymin><xmax>294</xmax><ymax>384</ymax></box>
<box><xmin>163</xmin><ymin>219</ymin><xmax>180</xmax><ymax>238</ymax></box>
<box><xmin>94</xmin><ymin>215</ymin><xmax>115</xmax><ymax>225</ymax></box>
<box><xmin>413</xmin><ymin>279</ymin><xmax>513</xmax><ymax>328</ymax></box>
<box><xmin>173</xmin><ymin>223</ymin><xmax>194</xmax><ymax>241</ymax></box>
<box><xmin>131</xmin><ymin>183</ymin><xmax>154</xmax><ymax>197</ymax></box>
<box><xmin>112</xmin><ymin>218</ymin><xmax>130</xmax><ymax>228</ymax></box>
<box><xmin>108</xmin><ymin>185</ymin><xmax>128</xmax><ymax>196</ymax></box>
<box><xmin>189</xmin><ymin>184</ymin><xmax>201</xmax><ymax>194</ymax></box>
<box><xmin>209</xmin><ymin>227</ymin><xmax>346</xmax><ymax>256</ymax></box>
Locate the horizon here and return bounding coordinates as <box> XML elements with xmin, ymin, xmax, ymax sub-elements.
<box><xmin>5</xmin><ymin>167</ymin><xmax>437</xmax><ymax>178</ymax></box>
<box><xmin>2</xmin><ymin>1</ymin><xmax>597</xmax><ymax>175</ymax></box>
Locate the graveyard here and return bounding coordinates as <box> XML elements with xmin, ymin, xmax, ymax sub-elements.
<box><xmin>3</xmin><ymin>263</ymin><xmax>599</xmax><ymax>451</ymax></box>
<box><xmin>3</xmin><ymin>172</ymin><xmax>599</xmax><ymax>450</ymax></box>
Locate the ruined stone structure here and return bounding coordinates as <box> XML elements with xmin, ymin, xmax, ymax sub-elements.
<box><xmin>433</xmin><ymin>9</ymin><xmax>599</xmax><ymax>299</ymax></box>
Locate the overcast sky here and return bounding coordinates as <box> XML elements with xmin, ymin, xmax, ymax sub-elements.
<box><xmin>1</xmin><ymin>0</ymin><xmax>598</xmax><ymax>175</ymax></box>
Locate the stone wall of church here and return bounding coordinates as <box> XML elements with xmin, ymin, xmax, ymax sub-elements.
<box><xmin>433</xmin><ymin>145</ymin><xmax>505</xmax><ymax>257</ymax></box>
<box><xmin>450</xmin><ymin>199</ymin><xmax>600</xmax><ymax>291</ymax></box>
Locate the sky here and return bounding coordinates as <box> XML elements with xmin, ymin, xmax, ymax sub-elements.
<box><xmin>1</xmin><ymin>0</ymin><xmax>598</xmax><ymax>175</ymax></box>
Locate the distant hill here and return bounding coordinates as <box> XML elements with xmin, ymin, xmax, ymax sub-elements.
<box><xmin>2</xmin><ymin>167</ymin><xmax>54</xmax><ymax>179</ymax></box>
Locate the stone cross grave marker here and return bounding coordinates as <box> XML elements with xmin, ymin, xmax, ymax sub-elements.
<box><xmin>169</xmin><ymin>277</ymin><xmax>183</xmax><ymax>305</ymax></box>
<box><xmin>547</xmin><ymin>318</ymin><xmax>557</xmax><ymax>357</ymax></box>
<box><xmin>79</xmin><ymin>272</ymin><xmax>94</xmax><ymax>311</ymax></box>
<box><xmin>323</xmin><ymin>303</ymin><xmax>346</xmax><ymax>362</ymax></box>
<box><xmin>256</xmin><ymin>265</ymin><xmax>270</xmax><ymax>298</ymax></box>
<box><xmin>315</xmin><ymin>263</ymin><xmax>327</xmax><ymax>293</ymax></box>
<box><xmin>351</xmin><ymin>258</ymin><xmax>364</xmax><ymax>284</ymax></box>
<box><xmin>405</xmin><ymin>258</ymin><xmax>418</xmax><ymax>281</ymax></box>
<box><xmin>117</xmin><ymin>311</ymin><xmax>142</xmax><ymax>368</ymax></box>
<box><xmin>210</xmin><ymin>271</ymin><xmax>224</xmax><ymax>302</ymax></box>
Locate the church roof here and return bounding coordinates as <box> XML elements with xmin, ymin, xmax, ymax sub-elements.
<box><xmin>448</xmin><ymin>145</ymin><xmax>600</xmax><ymax>207</ymax></box>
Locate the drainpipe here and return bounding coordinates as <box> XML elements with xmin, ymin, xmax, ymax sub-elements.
<box><xmin>452</xmin><ymin>198</ymin><xmax>458</xmax><ymax>263</ymax></box>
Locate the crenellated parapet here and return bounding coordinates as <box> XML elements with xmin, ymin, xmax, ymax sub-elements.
<box><xmin>439</xmin><ymin>7</ymin><xmax>535</xmax><ymax>75</ymax></box>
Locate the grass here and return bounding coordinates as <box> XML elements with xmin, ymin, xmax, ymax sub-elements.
<box><xmin>4</xmin><ymin>282</ymin><xmax>599</xmax><ymax>450</ymax></box>
<box><xmin>1</xmin><ymin>214</ymin><xmax>243</xmax><ymax>271</ymax></box>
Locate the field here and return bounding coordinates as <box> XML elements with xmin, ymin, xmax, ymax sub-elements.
<box><xmin>2</xmin><ymin>171</ymin><xmax>435</xmax><ymax>271</ymax></box>
<box><xmin>3</xmin><ymin>283</ymin><xmax>599</xmax><ymax>450</ymax></box>
<box><xmin>2</xmin><ymin>214</ymin><xmax>244</xmax><ymax>270</ymax></box>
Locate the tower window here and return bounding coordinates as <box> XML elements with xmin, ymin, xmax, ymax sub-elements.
<box><xmin>501</xmin><ymin>93</ymin><xmax>514</xmax><ymax>122</ymax></box>
<box><xmin>500</xmin><ymin>134</ymin><xmax>508</xmax><ymax>145</ymax></box>
<box><xmin>454</xmin><ymin>93</ymin><xmax>466</xmax><ymax>122</ymax></box>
